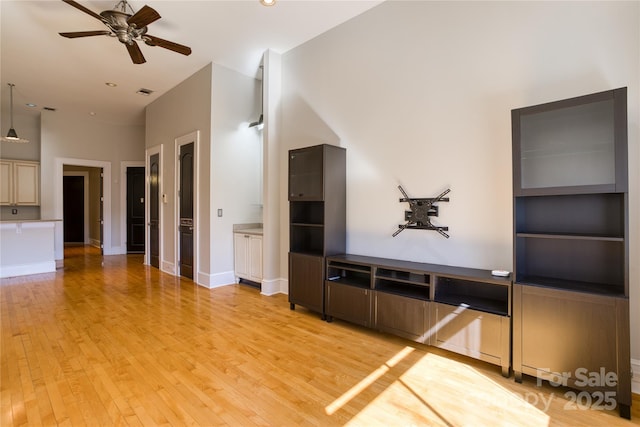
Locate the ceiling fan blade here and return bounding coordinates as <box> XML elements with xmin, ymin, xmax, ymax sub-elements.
<box><xmin>144</xmin><ymin>35</ymin><xmax>192</xmax><ymax>56</ymax></box>
<box><xmin>61</xmin><ymin>0</ymin><xmax>104</xmax><ymax>21</ymax></box>
<box><xmin>59</xmin><ymin>30</ymin><xmax>111</xmax><ymax>38</ymax></box>
<box><xmin>124</xmin><ymin>41</ymin><xmax>147</xmax><ymax>64</ymax></box>
<box><xmin>126</xmin><ymin>41</ymin><xmax>146</xmax><ymax>64</ymax></box>
<box><xmin>127</xmin><ymin>5</ymin><xmax>161</xmax><ymax>29</ymax></box>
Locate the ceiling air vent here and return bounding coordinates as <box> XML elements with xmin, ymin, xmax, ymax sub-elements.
<box><xmin>136</xmin><ymin>88</ymin><xmax>154</xmax><ymax>96</ymax></box>
<box><xmin>43</xmin><ymin>107</ymin><xmax>56</xmax><ymax>111</ymax></box>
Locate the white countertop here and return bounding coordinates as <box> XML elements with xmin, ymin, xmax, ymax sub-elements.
<box><xmin>234</xmin><ymin>228</ymin><xmax>263</xmax><ymax>236</ymax></box>
<box><xmin>0</xmin><ymin>219</ymin><xmax>62</xmax><ymax>223</ymax></box>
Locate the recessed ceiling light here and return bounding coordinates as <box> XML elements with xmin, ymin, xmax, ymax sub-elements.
<box><xmin>105</xmin><ymin>82</ymin><xmax>117</xmax><ymax>87</ymax></box>
<box><xmin>136</xmin><ymin>88</ymin><xmax>154</xmax><ymax>96</ymax></box>
<box><xmin>260</xmin><ymin>0</ymin><xmax>276</xmax><ymax>6</ymax></box>
<box><xmin>26</xmin><ymin>103</ymin><xmax>37</xmax><ymax>108</ymax></box>
<box><xmin>89</xmin><ymin>112</ymin><xmax>96</xmax><ymax>116</ymax></box>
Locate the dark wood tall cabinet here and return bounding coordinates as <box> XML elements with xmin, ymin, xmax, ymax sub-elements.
<box><xmin>512</xmin><ymin>88</ymin><xmax>631</xmax><ymax>418</ymax></box>
<box><xmin>288</xmin><ymin>144</ymin><xmax>346</xmax><ymax>317</ymax></box>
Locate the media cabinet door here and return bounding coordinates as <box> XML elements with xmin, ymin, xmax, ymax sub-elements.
<box><xmin>288</xmin><ymin>253</ymin><xmax>324</xmax><ymax>314</ymax></box>
<box><xmin>431</xmin><ymin>303</ymin><xmax>509</xmax><ymax>374</ymax></box>
<box><xmin>515</xmin><ymin>285</ymin><xmax>630</xmax><ymax>403</ymax></box>
<box><xmin>374</xmin><ymin>292</ymin><xmax>429</xmax><ymax>344</ymax></box>
<box><xmin>325</xmin><ymin>282</ymin><xmax>371</xmax><ymax>327</ymax></box>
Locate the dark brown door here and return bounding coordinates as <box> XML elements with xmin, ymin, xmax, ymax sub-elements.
<box><xmin>126</xmin><ymin>167</ymin><xmax>145</xmax><ymax>253</ymax></box>
<box><xmin>149</xmin><ymin>154</ymin><xmax>160</xmax><ymax>268</ymax></box>
<box><xmin>179</xmin><ymin>142</ymin><xmax>194</xmax><ymax>279</ymax></box>
<box><xmin>63</xmin><ymin>175</ymin><xmax>84</xmax><ymax>243</ymax></box>
<box><xmin>99</xmin><ymin>170</ymin><xmax>104</xmax><ymax>255</ymax></box>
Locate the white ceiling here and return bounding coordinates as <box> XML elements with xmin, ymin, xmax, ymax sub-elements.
<box><xmin>1</xmin><ymin>0</ymin><xmax>382</xmax><ymax>126</ymax></box>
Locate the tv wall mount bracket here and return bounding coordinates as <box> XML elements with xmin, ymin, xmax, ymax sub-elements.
<box><xmin>393</xmin><ymin>185</ymin><xmax>450</xmax><ymax>238</ymax></box>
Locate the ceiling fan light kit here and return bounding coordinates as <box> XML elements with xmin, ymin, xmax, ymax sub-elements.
<box><xmin>59</xmin><ymin>0</ymin><xmax>192</xmax><ymax>64</ymax></box>
<box><xmin>1</xmin><ymin>83</ymin><xmax>30</xmax><ymax>144</ymax></box>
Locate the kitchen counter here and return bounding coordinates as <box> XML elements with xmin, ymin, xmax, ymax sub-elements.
<box><xmin>0</xmin><ymin>219</ymin><xmax>61</xmax><ymax>278</ymax></box>
<box><xmin>233</xmin><ymin>223</ymin><xmax>263</xmax><ymax>236</ymax></box>
<box><xmin>234</xmin><ymin>228</ymin><xmax>263</xmax><ymax>236</ymax></box>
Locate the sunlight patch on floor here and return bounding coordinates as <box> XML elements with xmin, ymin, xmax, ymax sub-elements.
<box><xmin>335</xmin><ymin>349</ymin><xmax>551</xmax><ymax>427</ymax></box>
<box><xmin>325</xmin><ymin>346</ymin><xmax>415</xmax><ymax>416</ymax></box>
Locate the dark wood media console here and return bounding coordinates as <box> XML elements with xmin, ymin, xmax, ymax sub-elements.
<box><xmin>325</xmin><ymin>254</ymin><xmax>512</xmax><ymax>377</ymax></box>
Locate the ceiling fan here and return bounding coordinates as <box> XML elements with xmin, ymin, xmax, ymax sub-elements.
<box><xmin>59</xmin><ymin>0</ymin><xmax>192</xmax><ymax>64</ymax></box>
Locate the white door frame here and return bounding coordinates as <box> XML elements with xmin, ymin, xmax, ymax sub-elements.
<box><xmin>54</xmin><ymin>158</ymin><xmax>111</xmax><ymax>258</ymax></box>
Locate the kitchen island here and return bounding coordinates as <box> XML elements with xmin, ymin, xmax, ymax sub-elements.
<box><xmin>0</xmin><ymin>220</ymin><xmax>61</xmax><ymax>278</ymax></box>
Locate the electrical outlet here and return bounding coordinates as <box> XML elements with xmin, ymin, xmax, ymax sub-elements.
<box><xmin>12</xmin><ymin>209</ymin><xmax>18</xmax><ymax>215</ymax></box>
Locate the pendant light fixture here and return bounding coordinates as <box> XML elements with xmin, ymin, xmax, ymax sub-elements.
<box><xmin>1</xmin><ymin>83</ymin><xmax>29</xmax><ymax>144</ymax></box>
<box><xmin>249</xmin><ymin>66</ymin><xmax>264</xmax><ymax>129</ymax></box>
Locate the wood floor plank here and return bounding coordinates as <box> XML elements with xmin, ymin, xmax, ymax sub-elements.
<box><xmin>1</xmin><ymin>246</ymin><xmax>638</xmax><ymax>426</ymax></box>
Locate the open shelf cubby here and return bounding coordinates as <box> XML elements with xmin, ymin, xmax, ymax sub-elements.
<box><xmin>515</xmin><ymin>235</ymin><xmax>624</xmax><ymax>296</ymax></box>
<box><xmin>327</xmin><ymin>260</ymin><xmax>371</xmax><ymax>289</ymax></box>
<box><xmin>290</xmin><ymin>201</ymin><xmax>324</xmax><ymax>225</ymax></box>
<box><xmin>515</xmin><ymin>193</ymin><xmax>624</xmax><ymax>237</ymax></box>
<box><xmin>375</xmin><ymin>278</ymin><xmax>430</xmax><ymax>300</ymax></box>
<box><xmin>434</xmin><ymin>277</ymin><xmax>509</xmax><ymax>316</ymax></box>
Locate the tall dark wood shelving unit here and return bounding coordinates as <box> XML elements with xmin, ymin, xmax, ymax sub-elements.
<box><xmin>288</xmin><ymin>144</ymin><xmax>346</xmax><ymax>317</ymax></box>
<box><xmin>511</xmin><ymin>87</ymin><xmax>631</xmax><ymax>418</ymax></box>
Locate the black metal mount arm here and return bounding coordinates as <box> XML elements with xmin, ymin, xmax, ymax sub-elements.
<box><xmin>393</xmin><ymin>186</ymin><xmax>450</xmax><ymax>238</ymax></box>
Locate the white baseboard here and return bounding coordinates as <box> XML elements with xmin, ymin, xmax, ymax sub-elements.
<box><xmin>196</xmin><ymin>270</ymin><xmax>235</xmax><ymax>289</ymax></box>
<box><xmin>632</xmin><ymin>358</ymin><xmax>640</xmax><ymax>395</ymax></box>
<box><xmin>104</xmin><ymin>245</ymin><xmax>126</xmax><ymax>255</ymax></box>
<box><xmin>161</xmin><ymin>261</ymin><xmax>176</xmax><ymax>275</ymax></box>
<box><xmin>261</xmin><ymin>277</ymin><xmax>287</xmax><ymax>296</ymax></box>
<box><xmin>0</xmin><ymin>261</ymin><xmax>56</xmax><ymax>278</ymax></box>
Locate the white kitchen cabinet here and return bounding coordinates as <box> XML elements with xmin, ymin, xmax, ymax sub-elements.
<box><xmin>0</xmin><ymin>160</ymin><xmax>40</xmax><ymax>206</ymax></box>
<box><xmin>234</xmin><ymin>231</ymin><xmax>262</xmax><ymax>284</ymax></box>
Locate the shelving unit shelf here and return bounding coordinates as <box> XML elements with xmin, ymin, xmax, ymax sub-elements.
<box><xmin>325</xmin><ymin>254</ymin><xmax>512</xmax><ymax>376</ymax></box>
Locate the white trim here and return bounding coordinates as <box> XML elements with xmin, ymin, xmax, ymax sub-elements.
<box><xmin>196</xmin><ymin>270</ymin><xmax>235</xmax><ymax>289</ymax></box>
<box><xmin>175</xmin><ymin>131</ymin><xmax>199</xmax><ymax>283</ymax></box>
<box><xmin>161</xmin><ymin>260</ymin><xmax>175</xmax><ymax>275</ymax></box>
<box><xmin>0</xmin><ymin>221</ymin><xmax>57</xmax><ymax>231</ymax></box>
<box><xmin>145</xmin><ymin>145</ymin><xmax>163</xmax><ymax>267</ymax></box>
<box><xmin>632</xmin><ymin>358</ymin><xmax>640</xmax><ymax>395</ymax></box>
<box><xmin>260</xmin><ymin>277</ymin><xmax>287</xmax><ymax>296</ymax></box>
<box><xmin>62</xmin><ymin>171</ymin><xmax>89</xmax><ymax>244</ymax></box>
<box><xmin>120</xmin><ymin>161</ymin><xmax>145</xmax><ymax>255</ymax></box>
<box><xmin>0</xmin><ymin>261</ymin><xmax>56</xmax><ymax>278</ymax></box>
<box><xmin>55</xmin><ymin>158</ymin><xmax>112</xmax><ymax>259</ymax></box>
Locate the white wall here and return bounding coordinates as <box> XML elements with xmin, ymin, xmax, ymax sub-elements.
<box><xmin>210</xmin><ymin>64</ymin><xmax>263</xmax><ymax>284</ymax></box>
<box><xmin>280</xmin><ymin>1</ymin><xmax>639</xmax><ymax>360</ymax></box>
<box><xmin>146</xmin><ymin>64</ymin><xmax>212</xmax><ymax>277</ymax></box>
<box><xmin>40</xmin><ymin>110</ymin><xmax>144</xmax><ymax>257</ymax></box>
<box><xmin>146</xmin><ymin>63</ymin><xmax>262</xmax><ymax>287</ymax></box>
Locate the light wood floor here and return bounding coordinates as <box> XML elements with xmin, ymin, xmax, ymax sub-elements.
<box><xmin>1</xmin><ymin>246</ymin><xmax>638</xmax><ymax>426</ymax></box>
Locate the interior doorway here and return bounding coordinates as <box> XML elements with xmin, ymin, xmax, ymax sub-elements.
<box><xmin>63</xmin><ymin>174</ymin><xmax>86</xmax><ymax>244</ymax></box>
<box><xmin>62</xmin><ymin>166</ymin><xmax>102</xmax><ymax>250</ymax></box>
<box><xmin>126</xmin><ymin>166</ymin><xmax>145</xmax><ymax>253</ymax></box>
